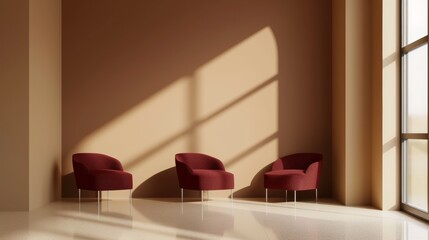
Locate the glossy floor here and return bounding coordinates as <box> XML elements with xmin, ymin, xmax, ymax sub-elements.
<box><xmin>0</xmin><ymin>198</ymin><xmax>428</xmax><ymax>240</ymax></box>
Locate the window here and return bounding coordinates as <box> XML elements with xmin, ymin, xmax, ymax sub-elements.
<box><xmin>401</xmin><ymin>0</ymin><xmax>429</xmax><ymax>220</ymax></box>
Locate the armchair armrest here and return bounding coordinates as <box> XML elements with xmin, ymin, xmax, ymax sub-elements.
<box><xmin>304</xmin><ymin>161</ymin><xmax>322</xmax><ymax>187</ymax></box>
<box><xmin>73</xmin><ymin>161</ymin><xmax>90</xmax><ymax>175</ymax></box>
<box><xmin>176</xmin><ymin>160</ymin><xmax>194</xmax><ymax>174</ymax></box>
<box><xmin>104</xmin><ymin>155</ymin><xmax>124</xmax><ymax>171</ymax></box>
<box><xmin>271</xmin><ymin>158</ymin><xmax>284</xmax><ymax>171</ymax></box>
<box><xmin>210</xmin><ymin>157</ymin><xmax>226</xmax><ymax>171</ymax></box>
<box><xmin>304</xmin><ymin>161</ymin><xmax>320</xmax><ymax>175</ymax></box>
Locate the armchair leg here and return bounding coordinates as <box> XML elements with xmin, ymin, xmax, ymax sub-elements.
<box><xmin>231</xmin><ymin>189</ymin><xmax>233</xmax><ymax>201</ymax></box>
<box><xmin>265</xmin><ymin>188</ymin><xmax>268</xmax><ymax>203</ymax></box>
<box><xmin>78</xmin><ymin>189</ymin><xmax>81</xmax><ymax>203</ymax></box>
<box><xmin>129</xmin><ymin>189</ymin><xmax>132</xmax><ymax>215</ymax></box>
<box><xmin>97</xmin><ymin>191</ymin><xmax>101</xmax><ymax>207</ymax></box>
<box><xmin>294</xmin><ymin>191</ymin><xmax>296</xmax><ymax>203</ymax></box>
<box><xmin>201</xmin><ymin>191</ymin><xmax>203</xmax><ymax>203</ymax></box>
<box><xmin>181</xmin><ymin>188</ymin><xmax>183</xmax><ymax>202</ymax></box>
<box><xmin>316</xmin><ymin>188</ymin><xmax>318</xmax><ymax>202</ymax></box>
<box><xmin>285</xmin><ymin>190</ymin><xmax>287</xmax><ymax>202</ymax></box>
<box><xmin>107</xmin><ymin>191</ymin><xmax>110</xmax><ymax>210</ymax></box>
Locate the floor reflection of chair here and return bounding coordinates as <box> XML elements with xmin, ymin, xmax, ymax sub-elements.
<box><xmin>78</xmin><ymin>197</ymin><xmax>133</xmax><ymax>218</ymax></box>
<box><xmin>136</xmin><ymin>199</ymin><xmax>234</xmax><ymax>238</ymax></box>
<box><xmin>253</xmin><ymin>209</ymin><xmax>320</xmax><ymax>240</ymax></box>
<box><xmin>177</xmin><ymin>203</ymin><xmax>235</xmax><ymax>237</ymax></box>
<box><xmin>70</xmin><ymin>199</ymin><xmax>134</xmax><ymax>240</ymax></box>
<box><xmin>73</xmin><ymin>209</ymin><xmax>133</xmax><ymax>240</ymax></box>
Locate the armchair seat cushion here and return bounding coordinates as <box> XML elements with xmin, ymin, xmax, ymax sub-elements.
<box><xmin>264</xmin><ymin>169</ymin><xmax>306</xmax><ymax>190</ymax></box>
<box><xmin>265</xmin><ymin>169</ymin><xmax>305</xmax><ymax>176</ymax></box>
<box><xmin>192</xmin><ymin>170</ymin><xmax>234</xmax><ymax>190</ymax></box>
<box><xmin>87</xmin><ymin>169</ymin><xmax>133</xmax><ymax>191</ymax></box>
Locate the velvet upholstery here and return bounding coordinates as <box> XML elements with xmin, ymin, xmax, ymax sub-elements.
<box><xmin>264</xmin><ymin>153</ymin><xmax>322</xmax><ymax>191</ymax></box>
<box><xmin>175</xmin><ymin>153</ymin><xmax>234</xmax><ymax>191</ymax></box>
<box><xmin>72</xmin><ymin>153</ymin><xmax>133</xmax><ymax>191</ymax></box>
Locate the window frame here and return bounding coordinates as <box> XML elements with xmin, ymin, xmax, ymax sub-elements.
<box><xmin>401</xmin><ymin>0</ymin><xmax>429</xmax><ymax>221</ymax></box>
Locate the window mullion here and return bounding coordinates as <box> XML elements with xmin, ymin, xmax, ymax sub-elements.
<box><xmin>403</xmin><ymin>36</ymin><xmax>428</xmax><ymax>53</ymax></box>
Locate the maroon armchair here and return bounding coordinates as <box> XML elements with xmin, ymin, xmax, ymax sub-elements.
<box><xmin>175</xmin><ymin>153</ymin><xmax>234</xmax><ymax>202</ymax></box>
<box><xmin>264</xmin><ymin>153</ymin><xmax>322</xmax><ymax>202</ymax></box>
<box><xmin>72</xmin><ymin>153</ymin><xmax>133</xmax><ymax>205</ymax></box>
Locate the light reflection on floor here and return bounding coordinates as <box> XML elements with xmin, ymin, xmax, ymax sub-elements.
<box><xmin>0</xmin><ymin>198</ymin><xmax>428</xmax><ymax>240</ymax></box>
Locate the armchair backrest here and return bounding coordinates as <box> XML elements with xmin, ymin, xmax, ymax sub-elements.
<box><xmin>272</xmin><ymin>153</ymin><xmax>322</xmax><ymax>171</ymax></box>
<box><xmin>175</xmin><ymin>153</ymin><xmax>225</xmax><ymax>170</ymax></box>
<box><xmin>72</xmin><ymin>153</ymin><xmax>124</xmax><ymax>172</ymax></box>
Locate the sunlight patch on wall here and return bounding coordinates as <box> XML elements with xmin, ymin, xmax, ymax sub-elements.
<box><xmin>381</xmin><ymin>0</ymin><xmax>400</xmax><ymax>210</ymax></box>
<box><xmin>228</xmin><ymin>137</ymin><xmax>278</xmax><ymax>194</ymax></box>
<box><xmin>197</xmin><ymin>80</ymin><xmax>278</xmax><ymax>162</ymax></box>
<box><xmin>195</xmin><ymin>27</ymin><xmax>278</xmax><ymax>120</ymax></box>
<box><xmin>74</xmin><ymin>78</ymin><xmax>191</xmax><ymax>163</ymax></box>
<box><xmin>382</xmin><ymin>63</ymin><xmax>397</xmax><ymax>143</ymax></box>
<box><xmin>69</xmin><ymin>26</ymin><xmax>279</xmax><ymax>197</ymax></box>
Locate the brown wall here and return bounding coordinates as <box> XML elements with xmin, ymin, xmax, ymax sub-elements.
<box><xmin>0</xmin><ymin>0</ymin><xmax>30</xmax><ymax>210</ymax></box>
<box><xmin>0</xmin><ymin>0</ymin><xmax>61</xmax><ymax>211</ymax></box>
<box><xmin>62</xmin><ymin>0</ymin><xmax>332</xmax><ymax>199</ymax></box>
<box><xmin>332</xmin><ymin>0</ymin><xmax>346</xmax><ymax>204</ymax></box>
<box><xmin>0</xmin><ymin>0</ymin><xmax>401</xmax><ymax>209</ymax></box>
<box><xmin>372</xmin><ymin>0</ymin><xmax>383</xmax><ymax>209</ymax></box>
<box><xmin>29</xmin><ymin>0</ymin><xmax>62</xmax><ymax>210</ymax></box>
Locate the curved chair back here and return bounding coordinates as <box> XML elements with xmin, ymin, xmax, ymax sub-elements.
<box><xmin>72</xmin><ymin>153</ymin><xmax>125</xmax><ymax>190</ymax></box>
<box><xmin>272</xmin><ymin>153</ymin><xmax>322</xmax><ymax>171</ymax></box>
<box><xmin>72</xmin><ymin>153</ymin><xmax>123</xmax><ymax>171</ymax></box>
<box><xmin>175</xmin><ymin>153</ymin><xmax>232</xmax><ymax>192</ymax></box>
<box><xmin>175</xmin><ymin>153</ymin><xmax>225</xmax><ymax>170</ymax></box>
<box><xmin>72</xmin><ymin>152</ymin><xmax>133</xmax><ymax>205</ymax></box>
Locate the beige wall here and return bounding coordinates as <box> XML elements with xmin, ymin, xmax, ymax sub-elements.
<box><xmin>333</xmin><ymin>0</ymin><xmax>373</xmax><ymax>206</ymax></box>
<box><xmin>368</xmin><ymin>0</ymin><xmax>401</xmax><ymax>210</ymax></box>
<box><xmin>0</xmin><ymin>0</ymin><xmax>61</xmax><ymax>211</ymax></box>
<box><xmin>62</xmin><ymin>0</ymin><xmax>332</xmax><ymax>199</ymax></box>
<box><xmin>0</xmin><ymin>0</ymin><xmax>403</xmax><ymax>209</ymax></box>
<box><xmin>0</xmin><ymin>0</ymin><xmax>30</xmax><ymax>211</ymax></box>
<box><xmin>344</xmin><ymin>0</ymin><xmax>373</xmax><ymax>206</ymax></box>
<box><xmin>332</xmin><ymin>0</ymin><xmax>375</xmax><ymax>206</ymax></box>
<box><xmin>371</xmin><ymin>0</ymin><xmax>400</xmax><ymax>210</ymax></box>
<box><xmin>380</xmin><ymin>0</ymin><xmax>400</xmax><ymax>210</ymax></box>
<box><xmin>332</xmin><ymin>0</ymin><xmax>346</xmax><ymax>204</ymax></box>
<box><xmin>29</xmin><ymin>0</ymin><xmax>62</xmax><ymax>210</ymax></box>
<box><xmin>332</xmin><ymin>0</ymin><xmax>401</xmax><ymax>208</ymax></box>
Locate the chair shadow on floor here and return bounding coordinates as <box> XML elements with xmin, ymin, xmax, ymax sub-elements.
<box><xmin>133</xmin><ymin>167</ymin><xmax>202</xmax><ymax>201</ymax></box>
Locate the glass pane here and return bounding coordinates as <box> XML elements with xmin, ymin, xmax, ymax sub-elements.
<box><xmin>403</xmin><ymin>139</ymin><xmax>428</xmax><ymax>212</ymax></box>
<box><xmin>403</xmin><ymin>0</ymin><xmax>428</xmax><ymax>46</ymax></box>
<box><xmin>403</xmin><ymin>44</ymin><xmax>428</xmax><ymax>133</ymax></box>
